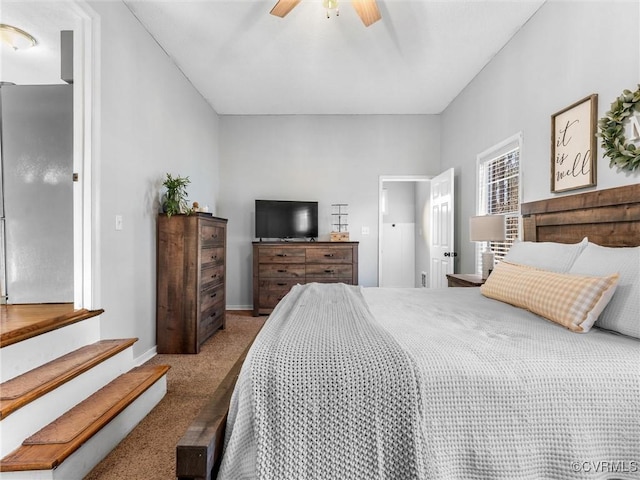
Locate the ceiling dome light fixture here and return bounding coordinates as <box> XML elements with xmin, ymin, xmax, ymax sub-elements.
<box><xmin>0</xmin><ymin>24</ymin><xmax>38</xmax><ymax>51</ymax></box>
<box><xmin>322</xmin><ymin>0</ymin><xmax>339</xmax><ymax>18</ymax></box>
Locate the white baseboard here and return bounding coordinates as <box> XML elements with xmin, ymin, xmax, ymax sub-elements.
<box><xmin>226</xmin><ymin>304</ymin><xmax>253</xmax><ymax>311</ymax></box>
<box><xmin>134</xmin><ymin>345</ymin><xmax>157</xmax><ymax>366</ymax></box>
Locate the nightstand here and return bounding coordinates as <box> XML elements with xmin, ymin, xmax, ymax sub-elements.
<box><xmin>446</xmin><ymin>273</ymin><xmax>485</xmax><ymax>287</ymax></box>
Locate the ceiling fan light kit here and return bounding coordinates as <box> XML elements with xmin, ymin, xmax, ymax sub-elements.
<box><xmin>270</xmin><ymin>0</ymin><xmax>381</xmax><ymax>27</ymax></box>
<box><xmin>322</xmin><ymin>0</ymin><xmax>339</xmax><ymax>18</ymax></box>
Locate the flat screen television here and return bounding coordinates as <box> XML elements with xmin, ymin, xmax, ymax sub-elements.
<box><xmin>255</xmin><ymin>200</ymin><xmax>318</xmax><ymax>240</ymax></box>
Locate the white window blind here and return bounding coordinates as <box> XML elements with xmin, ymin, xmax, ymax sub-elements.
<box><xmin>476</xmin><ymin>137</ymin><xmax>521</xmax><ymax>274</ymax></box>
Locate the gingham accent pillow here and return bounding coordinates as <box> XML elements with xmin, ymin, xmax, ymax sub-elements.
<box><xmin>480</xmin><ymin>261</ymin><xmax>619</xmax><ymax>333</ymax></box>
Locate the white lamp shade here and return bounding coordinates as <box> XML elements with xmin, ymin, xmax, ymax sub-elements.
<box><xmin>469</xmin><ymin>215</ymin><xmax>506</xmax><ymax>242</ymax></box>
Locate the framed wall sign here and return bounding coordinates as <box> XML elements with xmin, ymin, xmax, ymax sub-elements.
<box><xmin>551</xmin><ymin>94</ymin><xmax>598</xmax><ymax>193</ymax></box>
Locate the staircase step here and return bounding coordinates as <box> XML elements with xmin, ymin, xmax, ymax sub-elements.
<box><xmin>1</xmin><ymin>306</ymin><xmax>104</xmax><ymax>348</ymax></box>
<box><xmin>0</xmin><ymin>365</ymin><xmax>170</xmax><ymax>473</ymax></box>
<box><xmin>0</xmin><ymin>339</ymin><xmax>137</xmax><ymax>420</ymax></box>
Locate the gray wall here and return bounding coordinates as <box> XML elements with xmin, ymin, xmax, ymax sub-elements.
<box><xmin>90</xmin><ymin>1</ymin><xmax>221</xmax><ymax>359</ymax></box>
<box><xmin>218</xmin><ymin>115</ymin><xmax>441</xmax><ymax>308</ymax></box>
<box><xmin>440</xmin><ymin>0</ymin><xmax>640</xmax><ymax>275</ymax></box>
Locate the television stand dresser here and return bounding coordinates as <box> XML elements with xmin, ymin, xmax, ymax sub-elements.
<box><xmin>253</xmin><ymin>241</ymin><xmax>359</xmax><ymax>316</ymax></box>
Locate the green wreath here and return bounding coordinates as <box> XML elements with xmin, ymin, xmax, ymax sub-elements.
<box><xmin>598</xmin><ymin>85</ymin><xmax>640</xmax><ymax>172</ymax></box>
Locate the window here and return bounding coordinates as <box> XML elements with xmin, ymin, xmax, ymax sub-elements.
<box><xmin>476</xmin><ymin>133</ymin><xmax>522</xmax><ymax>274</ymax></box>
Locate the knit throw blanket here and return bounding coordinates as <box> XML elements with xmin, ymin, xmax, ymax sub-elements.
<box><xmin>220</xmin><ymin>284</ymin><xmax>640</xmax><ymax>480</ymax></box>
<box><xmin>219</xmin><ymin>282</ymin><xmax>426</xmax><ymax>479</ymax></box>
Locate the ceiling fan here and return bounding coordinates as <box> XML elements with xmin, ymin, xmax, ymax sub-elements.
<box><xmin>270</xmin><ymin>0</ymin><xmax>381</xmax><ymax>27</ymax></box>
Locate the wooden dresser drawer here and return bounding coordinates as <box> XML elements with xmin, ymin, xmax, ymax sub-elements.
<box><xmin>201</xmin><ymin>282</ymin><xmax>224</xmax><ymax>312</ymax></box>
<box><xmin>199</xmin><ymin>304</ymin><xmax>225</xmax><ymax>341</ymax></box>
<box><xmin>306</xmin><ymin>263</ymin><xmax>353</xmax><ymax>279</ymax></box>
<box><xmin>259</xmin><ymin>285</ymin><xmax>297</xmax><ymax>308</ymax></box>
<box><xmin>201</xmin><ymin>264</ymin><xmax>224</xmax><ymax>289</ymax></box>
<box><xmin>200</xmin><ymin>224</ymin><xmax>225</xmax><ymax>245</ymax></box>
<box><xmin>259</xmin><ymin>279</ymin><xmax>300</xmax><ymax>291</ymax></box>
<box><xmin>201</xmin><ymin>246</ymin><xmax>224</xmax><ymax>266</ymax></box>
<box><xmin>307</xmin><ymin>277</ymin><xmax>354</xmax><ymax>285</ymax></box>
<box><xmin>306</xmin><ymin>247</ymin><xmax>353</xmax><ymax>264</ymax></box>
<box><xmin>259</xmin><ymin>247</ymin><xmax>306</xmax><ymax>263</ymax></box>
<box><xmin>259</xmin><ymin>263</ymin><xmax>305</xmax><ymax>279</ymax></box>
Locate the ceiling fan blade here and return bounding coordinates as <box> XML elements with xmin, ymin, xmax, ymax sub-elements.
<box><xmin>270</xmin><ymin>0</ymin><xmax>302</xmax><ymax>18</ymax></box>
<box><xmin>351</xmin><ymin>0</ymin><xmax>381</xmax><ymax>27</ymax></box>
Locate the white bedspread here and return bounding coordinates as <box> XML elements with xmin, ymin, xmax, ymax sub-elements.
<box><xmin>218</xmin><ymin>283</ymin><xmax>640</xmax><ymax>480</ymax></box>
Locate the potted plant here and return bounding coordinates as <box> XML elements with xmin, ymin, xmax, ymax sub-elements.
<box><xmin>162</xmin><ymin>173</ymin><xmax>190</xmax><ymax>218</ymax></box>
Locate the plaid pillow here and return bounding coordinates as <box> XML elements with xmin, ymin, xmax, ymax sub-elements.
<box><xmin>481</xmin><ymin>261</ymin><xmax>619</xmax><ymax>333</ymax></box>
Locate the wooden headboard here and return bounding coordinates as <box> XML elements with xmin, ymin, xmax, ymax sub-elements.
<box><xmin>521</xmin><ymin>183</ymin><xmax>640</xmax><ymax>247</ymax></box>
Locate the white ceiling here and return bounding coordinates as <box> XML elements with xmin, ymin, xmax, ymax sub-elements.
<box><xmin>0</xmin><ymin>2</ymin><xmax>78</xmax><ymax>86</ymax></box>
<box><xmin>1</xmin><ymin>0</ymin><xmax>547</xmax><ymax>115</ymax></box>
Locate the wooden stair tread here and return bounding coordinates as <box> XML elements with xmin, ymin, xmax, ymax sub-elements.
<box><xmin>0</xmin><ymin>338</ymin><xmax>138</xmax><ymax>419</ymax></box>
<box><xmin>0</xmin><ymin>365</ymin><xmax>170</xmax><ymax>472</ymax></box>
<box><xmin>1</xmin><ymin>307</ymin><xmax>105</xmax><ymax>348</ymax></box>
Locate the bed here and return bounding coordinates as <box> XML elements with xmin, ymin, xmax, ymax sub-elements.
<box><xmin>176</xmin><ymin>184</ymin><xmax>640</xmax><ymax>480</ymax></box>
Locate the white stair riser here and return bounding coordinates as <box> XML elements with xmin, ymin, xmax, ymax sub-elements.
<box><xmin>0</xmin><ymin>375</ymin><xmax>167</xmax><ymax>480</ymax></box>
<box><xmin>0</xmin><ymin>317</ymin><xmax>101</xmax><ymax>383</ymax></box>
<box><xmin>0</xmin><ymin>346</ymin><xmax>134</xmax><ymax>458</ymax></box>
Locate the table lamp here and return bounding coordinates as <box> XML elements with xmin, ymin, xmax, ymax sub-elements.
<box><xmin>469</xmin><ymin>215</ymin><xmax>506</xmax><ymax>279</ymax></box>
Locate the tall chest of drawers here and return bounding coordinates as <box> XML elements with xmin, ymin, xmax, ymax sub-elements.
<box><xmin>156</xmin><ymin>213</ymin><xmax>227</xmax><ymax>353</ymax></box>
<box><xmin>252</xmin><ymin>241</ymin><xmax>359</xmax><ymax>316</ymax></box>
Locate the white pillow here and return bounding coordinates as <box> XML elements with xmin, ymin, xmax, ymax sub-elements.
<box><xmin>569</xmin><ymin>243</ymin><xmax>639</xmax><ymax>339</ymax></box>
<box><xmin>503</xmin><ymin>237</ymin><xmax>587</xmax><ymax>273</ymax></box>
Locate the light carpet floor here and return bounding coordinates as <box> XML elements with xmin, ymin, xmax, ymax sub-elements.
<box><xmin>84</xmin><ymin>312</ymin><xmax>265</xmax><ymax>480</ymax></box>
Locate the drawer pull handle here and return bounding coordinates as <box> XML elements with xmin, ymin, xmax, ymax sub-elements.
<box><xmin>325</xmin><ymin>269</ymin><xmax>335</xmax><ymax>274</ymax></box>
<box><xmin>277</xmin><ymin>282</ymin><xmax>287</xmax><ymax>286</ymax></box>
<box><xmin>277</xmin><ymin>269</ymin><xmax>287</xmax><ymax>273</ymax></box>
<box><xmin>210</xmin><ymin>293</ymin><xmax>217</xmax><ymax>298</ymax></box>
<box><xmin>324</xmin><ymin>253</ymin><xmax>334</xmax><ymax>257</ymax></box>
<box><xmin>276</xmin><ymin>253</ymin><xmax>288</xmax><ymax>257</ymax></box>
<box><xmin>211</xmin><ymin>234</ymin><xmax>218</xmax><ymax>239</ymax></box>
<box><xmin>211</xmin><ymin>274</ymin><xmax>218</xmax><ymax>279</ymax></box>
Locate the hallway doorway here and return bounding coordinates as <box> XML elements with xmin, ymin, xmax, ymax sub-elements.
<box><xmin>378</xmin><ymin>169</ymin><xmax>455</xmax><ymax>288</ymax></box>
<box><xmin>378</xmin><ymin>176</ymin><xmax>430</xmax><ymax>288</ymax></box>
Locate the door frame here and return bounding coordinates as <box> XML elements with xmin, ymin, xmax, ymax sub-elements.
<box><xmin>70</xmin><ymin>0</ymin><xmax>100</xmax><ymax>310</ymax></box>
<box><xmin>0</xmin><ymin>1</ymin><xmax>98</xmax><ymax>308</ymax></box>
<box><xmin>378</xmin><ymin>175</ymin><xmax>431</xmax><ymax>287</ymax></box>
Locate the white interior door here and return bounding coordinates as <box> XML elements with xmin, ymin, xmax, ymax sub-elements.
<box><xmin>429</xmin><ymin>168</ymin><xmax>455</xmax><ymax>288</ymax></box>
<box><xmin>381</xmin><ymin>222</ymin><xmax>415</xmax><ymax>287</ymax></box>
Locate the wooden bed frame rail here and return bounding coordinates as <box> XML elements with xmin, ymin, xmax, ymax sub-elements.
<box><xmin>176</xmin><ymin>344</ymin><xmax>251</xmax><ymax>480</ymax></box>
<box><xmin>522</xmin><ymin>183</ymin><xmax>640</xmax><ymax>247</ymax></box>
